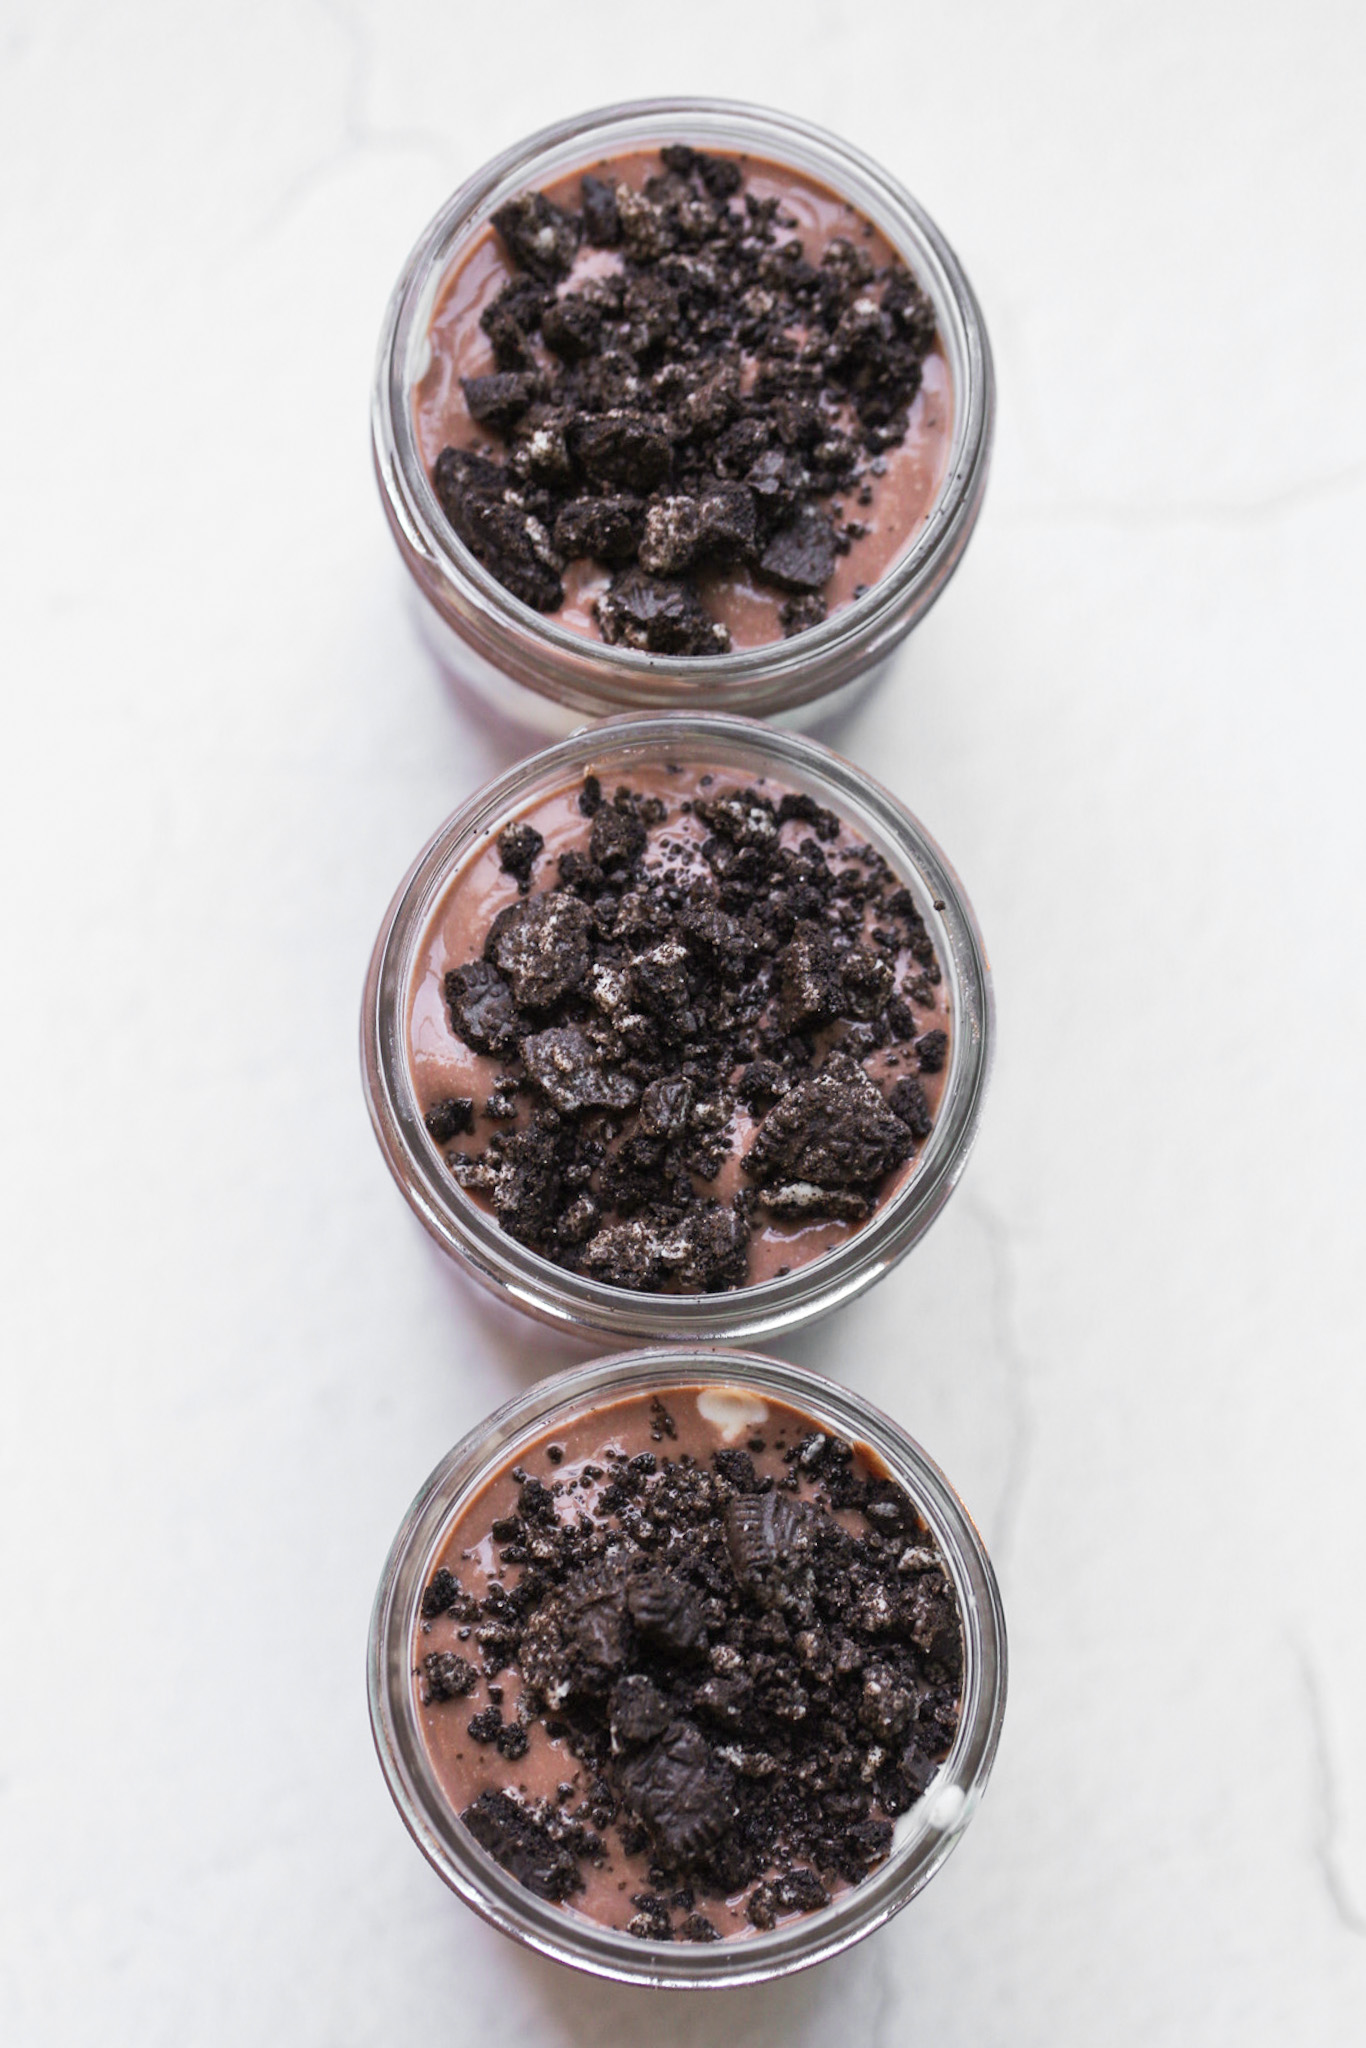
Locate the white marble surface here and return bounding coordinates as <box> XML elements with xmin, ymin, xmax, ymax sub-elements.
<box><xmin>3</xmin><ymin>2</ymin><xmax>1365</xmax><ymax>2040</ymax></box>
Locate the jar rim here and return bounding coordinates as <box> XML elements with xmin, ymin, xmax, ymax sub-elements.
<box><xmin>371</xmin><ymin>96</ymin><xmax>994</xmax><ymax>720</ymax></box>
<box><xmin>360</xmin><ymin>711</ymin><xmax>994</xmax><ymax>1342</ymax></box>
<box><xmin>368</xmin><ymin>1346</ymin><xmax>1008</xmax><ymax>1988</ymax></box>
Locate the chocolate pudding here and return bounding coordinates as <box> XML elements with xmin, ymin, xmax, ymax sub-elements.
<box><xmin>415</xmin><ymin>1384</ymin><xmax>964</xmax><ymax>1942</ymax></box>
<box><xmin>406</xmin><ymin>764</ymin><xmax>952</xmax><ymax>1291</ymax></box>
<box><xmin>414</xmin><ymin>144</ymin><xmax>952</xmax><ymax>652</ymax></box>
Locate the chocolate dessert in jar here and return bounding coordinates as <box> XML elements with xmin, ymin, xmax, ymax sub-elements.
<box><xmin>369</xmin><ymin>1348</ymin><xmax>1007</xmax><ymax>1987</ymax></box>
<box><xmin>361</xmin><ymin>713</ymin><xmax>993</xmax><ymax>1344</ymax></box>
<box><xmin>373</xmin><ymin>98</ymin><xmax>993</xmax><ymax>730</ymax></box>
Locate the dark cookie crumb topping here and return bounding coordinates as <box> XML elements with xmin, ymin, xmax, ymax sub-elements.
<box><xmin>421</xmin><ymin>1416</ymin><xmax>962</xmax><ymax>1940</ymax></box>
<box><xmin>432</xmin><ymin>149</ymin><xmax>938</xmax><ymax>646</ymax></box>
<box><xmin>433</xmin><ymin>775</ymin><xmax>946</xmax><ymax>1291</ymax></box>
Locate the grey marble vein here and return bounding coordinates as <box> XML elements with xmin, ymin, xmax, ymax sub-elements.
<box><xmin>1298</xmin><ymin>1642</ymin><xmax>1366</xmax><ymax>1940</ymax></box>
<box><xmin>964</xmin><ymin>1192</ymin><xmax>1037</xmax><ymax>1573</ymax></box>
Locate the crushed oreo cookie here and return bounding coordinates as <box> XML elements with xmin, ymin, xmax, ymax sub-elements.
<box><xmin>424</xmin><ymin>1095</ymin><xmax>475</xmax><ymax>1144</ymax></box>
<box><xmin>421</xmin><ymin>1411</ymin><xmax>962</xmax><ymax>1938</ymax></box>
<box><xmin>433</xmin><ymin>774</ymin><xmax>947</xmax><ymax>1288</ymax></box>
<box><xmin>433</xmin><ymin>149</ymin><xmax>938</xmax><ymax>644</ymax></box>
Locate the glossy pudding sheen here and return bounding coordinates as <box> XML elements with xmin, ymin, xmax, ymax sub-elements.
<box><xmin>406</xmin><ymin>763</ymin><xmax>952</xmax><ymax>1292</ymax></box>
<box><xmin>413</xmin><ymin>144</ymin><xmax>952</xmax><ymax>652</ymax></box>
<box><xmin>415</xmin><ymin>1386</ymin><xmax>964</xmax><ymax>1942</ymax></box>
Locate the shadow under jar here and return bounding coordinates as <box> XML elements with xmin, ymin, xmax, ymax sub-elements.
<box><xmin>372</xmin><ymin>98</ymin><xmax>994</xmax><ymax>731</ymax></box>
<box><xmin>369</xmin><ymin>1348</ymin><xmax>1007</xmax><ymax>1988</ymax></box>
<box><xmin>361</xmin><ymin>713</ymin><xmax>993</xmax><ymax>1345</ymax></box>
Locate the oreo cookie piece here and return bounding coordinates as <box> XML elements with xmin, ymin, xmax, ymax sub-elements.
<box><xmin>661</xmin><ymin>1204</ymin><xmax>750</xmax><ymax>1293</ymax></box>
<box><xmin>541</xmin><ymin>294</ymin><xmax>603</xmax><ymax>361</ymax></box>
<box><xmin>757</xmin><ymin>503</ymin><xmax>839</xmax><ymax>594</ymax></box>
<box><xmin>776</xmin><ymin>921</ymin><xmax>894</xmax><ymax>1030</ymax></box>
<box><xmin>724</xmin><ymin>1488</ymin><xmax>817</xmax><ymax>1607</ymax></box>
<box><xmin>580</xmin><ymin>172</ymin><xmax>621</xmax><ymax>246</ymax></box>
<box><xmin>461</xmin><ymin>1789</ymin><xmax>585</xmax><ymax>1901</ymax></box>
<box><xmin>478</xmin><ymin>276</ymin><xmax>549</xmax><ymax>370</ymax></box>
<box><xmin>887</xmin><ymin>1074</ymin><xmax>933</xmax><ymax>1140</ymax></box>
<box><xmin>461</xmin><ymin>371</ymin><xmax>539</xmax><ymax>434</ymax></box>
<box><xmin>485</xmin><ymin>891</ymin><xmax>594</xmax><ymax>1009</ymax></box>
<box><xmin>915</xmin><ymin>1028</ymin><xmax>949</xmax><ymax>1073</ymax></box>
<box><xmin>553</xmin><ymin>495</ymin><xmax>642</xmax><ymax>565</ymax></box>
<box><xmin>420</xmin><ymin>1652</ymin><xmax>477</xmax><ymax>1703</ymax></box>
<box><xmin>579</xmin><ymin>1217</ymin><xmax>668</xmax><ymax>1293</ymax></box>
<box><xmin>620</xmin><ymin>1721</ymin><xmax>732</xmax><ymax>1866</ymax></box>
<box><xmin>423</xmin><ymin>1096</ymin><xmax>475</xmax><ymax>1144</ymax></box>
<box><xmin>491</xmin><ymin>190</ymin><xmax>579</xmax><ymax>283</ymax></box>
<box><xmin>521</xmin><ymin>1027</ymin><xmax>639</xmax><ymax>1114</ymax></box>
<box><xmin>775</xmin><ymin>1868</ymin><xmax>830</xmax><ymax>1913</ymax></box>
<box><xmin>432</xmin><ymin>447</ymin><xmax>564</xmax><ymax>612</ymax></box>
<box><xmin>610</xmin><ymin>1674</ymin><xmax>672</xmax><ymax>1749</ymax></box>
<box><xmin>442</xmin><ymin>959</ymin><xmax>520</xmax><ymax>1058</ymax></box>
<box><xmin>758</xmin><ymin>1183</ymin><xmax>873</xmax><ymax>1222</ymax></box>
<box><xmin>638</xmin><ymin>1074</ymin><xmax>693</xmax><ymax>1138</ymax></box>
<box><xmin>638</xmin><ymin>496</ymin><xmax>707</xmax><ymax>575</ymax></box>
<box><xmin>589</xmin><ymin>802</ymin><xmax>648</xmax><ymax>872</ymax></box>
<box><xmin>496</xmin><ymin>820</ymin><xmax>545</xmax><ymax>890</ymax></box>
<box><xmin>780</xmin><ymin>593</ymin><xmax>827</xmax><ymax>637</ymax></box>
<box><xmin>626</xmin><ymin>1570</ymin><xmax>707</xmax><ymax>1658</ymax></box>
<box><xmin>572</xmin><ymin>412</ymin><xmax>673</xmax><ymax>492</ymax></box>
<box><xmin>520</xmin><ymin>1563</ymin><xmax>633</xmax><ymax>1704</ymax></box>
<box><xmin>744</xmin><ymin>1053</ymin><xmax>913</xmax><ymax>1192</ymax></box>
<box><xmin>736</xmin><ymin>1059</ymin><xmax>789</xmax><ymax>1110</ymax></box>
<box><xmin>596</xmin><ymin>568</ymin><xmax>731</xmax><ymax>656</ymax></box>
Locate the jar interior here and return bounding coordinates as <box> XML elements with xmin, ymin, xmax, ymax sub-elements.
<box><xmin>371</xmin><ymin>1352</ymin><xmax>1006</xmax><ymax>1986</ymax></box>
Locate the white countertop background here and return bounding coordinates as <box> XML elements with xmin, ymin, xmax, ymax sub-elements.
<box><xmin>3</xmin><ymin>2</ymin><xmax>1365</xmax><ymax>2041</ymax></box>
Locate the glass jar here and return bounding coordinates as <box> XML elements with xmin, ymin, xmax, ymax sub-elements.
<box><xmin>372</xmin><ymin>97</ymin><xmax>994</xmax><ymax>732</ymax></box>
<box><xmin>369</xmin><ymin>1347</ymin><xmax>1008</xmax><ymax>1988</ymax></box>
<box><xmin>360</xmin><ymin>712</ymin><xmax>993</xmax><ymax>1344</ymax></box>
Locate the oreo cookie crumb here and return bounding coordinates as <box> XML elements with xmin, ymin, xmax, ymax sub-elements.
<box><xmin>461</xmin><ymin>371</ymin><xmax>538</xmax><ymax>434</ymax></box>
<box><xmin>427</xmin><ymin>774</ymin><xmax>947</xmax><ymax>1290</ymax></box>
<box><xmin>419</xmin><ymin>1566</ymin><xmax>476</xmax><ymax>1623</ymax></box>
<box><xmin>887</xmin><ymin>1075</ymin><xmax>932</xmax><ymax>1140</ymax></box>
<box><xmin>420</xmin><ymin>1652</ymin><xmax>477</xmax><ymax>1703</ymax></box>
<box><xmin>580</xmin><ymin>173</ymin><xmax>620</xmax><ymax>247</ymax></box>
<box><xmin>443</xmin><ymin>959</ymin><xmax>520</xmax><ymax>1058</ymax></box>
<box><xmin>554</xmin><ymin>495</ymin><xmax>642</xmax><ymax>564</ymax></box>
<box><xmin>915</xmin><ymin>1028</ymin><xmax>949</xmax><ymax>1073</ymax></box>
<box><xmin>497</xmin><ymin>821</ymin><xmax>545</xmax><ymax>891</ymax></box>
<box><xmin>424</xmin><ymin>1096</ymin><xmax>475</xmax><ymax>1144</ymax></box>
<box><xmin>491</xmin><ymin>191</ymin><xmax>579</xmax><ymax>283</ymax></box>
<box><xmin>429</xmin><ymin>151</ymin><xmax>939</xmax><ymax>646</ymax></box>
